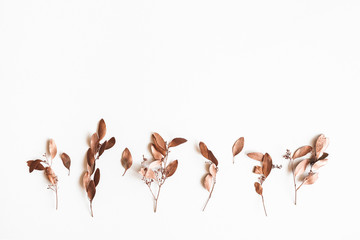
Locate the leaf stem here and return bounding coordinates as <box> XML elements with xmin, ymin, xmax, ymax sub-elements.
<box><xmin>291</xmin><ymin>159</ymin><xmax>297</xmax><ymax>205</ymax></box>
<box><xmin>203</xmin><ymin>180</ymin><xmax>216</xmax><ymax>211</ymax></box>
<box><xmin>154</xmin><ymin>185</ymin><xmax>162</xmax><ymax>213</ymax></box>
<box><xmin>261</xmin><ymin>194</ymin><xmax>267</xmax><ymax>216</ymax></box>
<box><xmin>55</xmin><ymin>185</ymin><xmax>58</xmax><ymax>210</ymax></box>
<box><xmin>90</xmin><ymin>201</ymin><xmax>93</xmax><ymax>217</ymax></box>
<box><xmin>296</xmin><ymin>180</ymin><xmax>306</xmax><ymax>191</ymax></box>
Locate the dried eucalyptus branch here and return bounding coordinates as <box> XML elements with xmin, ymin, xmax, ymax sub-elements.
<box><xmin>283</xmin><ymin>134</ymin><xmax>329</xmax><ymax>205</ymax></box>
<box><xmin>199</xmin><ymin>142</ymin><xmax>219</xmax><ymax>211</ymax></box>
<box><xmin>82</xmin><ymin>119</ymin><xmax>116</xmax><ymax>217</ymax></box>
<box><xmin>27</xmin><ymin>139</ymin><xmax>71</xmax><ymax>210</ymax></box>
<box><xmin>139</xmin><ymin>133</ymin><xmax>187</xmax><ymax>212</ymax></box>
<box><xmin>247</xmin><ymin>152</ymin><xmax>281</xmax><ymax>216</ymax></box>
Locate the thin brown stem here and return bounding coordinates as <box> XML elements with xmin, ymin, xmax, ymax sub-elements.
<box><xmin>154</xmin><ymin>185</ymin><xmax>162</xmax><ymax>213</ymax></box>
<box><xmin>90</xmin><ymin>201</ymin><xmax>93</xmax><ymax>217</ymax></box>
<box><xmin>55</xmin><ymin>186</ymin><xmax>58</xmax><ymax>210</ymax></box>
<box><xmin>296</xmin><ymin>180</ymin><xmax>306</xmax><ymax>191</ymax></box>
<box><xmin>291</xmin><ymin>159</ymin><xmax>297</xmax><ymax>205</ymax></box>
<box><xmin>203</xmin><ymin>181</ymin><xmax>216</xmax><ymax>211</ymax></box>
<box><xmin>261</xmin><ymin>194</ymin><xmax>267</xmax><ymax>216</ymax></box>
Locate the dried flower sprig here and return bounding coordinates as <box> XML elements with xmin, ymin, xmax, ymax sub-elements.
<box><xmin>283</xmin><ymin>134</ymin><xmax>329</xmax><ymax>205</ymax></box>
<box><xmin>82</xmin><ymin>119</ymin><xmax>116</xmax><ymax>217</ymax></box>
<box><xmin>139</xmin><ymin>133</ymin><xmax>187</xmax><ymax>212</ymax></box>
<box><xmin>27</xmin><ymin>139</ymin><xmax>71</xmax><ymax>210</ymax></box>
<box><xmin>247</xmin><ymin>152</ymin><xmax>281</xmax><ymax>216</ymax></box>
<box><xmin>232</xmin><ymin>137</ymin><xmax>244</xmax><ymax>163</ymax></box>
<box><xmin>199</xmin><ymin>142</ymin><xmax>219</xmax><ymax>211</ymax></box>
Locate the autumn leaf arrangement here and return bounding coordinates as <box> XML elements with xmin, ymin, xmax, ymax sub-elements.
<box><xmin>27</xmin><ymin>139</ymin><xmax>71</xmax><ymax>210</ymax></box>
<box><xmin>82</xmin><ymin>119</ymin><xmax>116</xmax><ymax>217</ymax></box>
<box><xmin>137</xmin><ymin>133</ymin><xmax>187</xmax><ymax>212</ymax></box>
<box><xmin>283</xmin><ymin>134</ymin><xmax>329</xmax><ymax>205</ymax></box>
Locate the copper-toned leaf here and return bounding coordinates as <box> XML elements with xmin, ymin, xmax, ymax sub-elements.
<box><xmin>204</xmin><ymin>174</ymin><xmax>213</xmax><ymax>192</ymax></box>
<box><xmin>94</xmin><ymin>168</ymin><xmax>100</xmax><ymax>187</ymax></box>
<box><xmin>105</xmin><ymin>137</ymin><xmax>116</xmax><ymax>150</ymax></box>
<box><xmin>83</xmin><ymin>171</ymin><xmax>91</xmax><ymax>189</ymax></box>
<box><xmin>294</xmin><ymin>158</ymin><xmax>310</xmax><ymax>177</ymax></box>
<box><xmin>121</xmin><ymin>148</ymin><xmax>133</xmax><ymax>176</ymax></box>
<box><xmin>247</xmin><ymin>152</ymin><xmax>264</xmax><ymax>161</ymax></box>
<box><xmin>98</xmin><ymin>141</ymin><xmax>107</xmax><ymax>157</ymax></box>
<box><xmin>152</xmin><ymin>133</ymin><xmax>167</xmax><ymax>155</ymax></box>
<box><xmin>168</xmin><ymin>138</ymin><xmax>187</xmax><ymax>148</ymax></box>
<box><xmin>151</xmin><ymin>144</ymin><xmax>163</xmax><ymax>160</ymax></box>
<box><xmin>29</xmin><ymin>160</ymin><xmax>45</xmax><ymax>172</ymax></box>
<box><xmin>318</xmin><ymin>152</ymin><xmax>328</xmax><ymax>161</ymax></box>
<box><xmin>262</xmin><ymin>153</ymin><xmax>272</xmax><ymax>178</ymax></box>
<box><xmin>292</xmin><ymin>146</ymin><xmax>313</xmax><ymax>160</ymax></box>
<box><xmin>49</xmin><ymin>139</ymin><xmax>57</xmax><ymax>160</ymax></box>
<box><xmin>253</xmin><ymin>166</ymin><xmax>263</xmax><ymax>175</ymax></box>
<box><xmin>45</xmin><ymin>167</ymin><xmax>57</xmax><ymax>185</ymax></box>
<box><xmin>199</xmin><ymin>142</ymin><xmax>210</xmax><ymax>159</ymax></box>
<box><xmin>87</xmin><ymin>148</ymin><xmax>95</xmax><ymax>168</ymax></box>
<box><xmin>254</xmin><ymin>182</ymin><xmax>263</xmax><ymax>195</ymax></box>
<box><xmin>209</xmin><ymin>163</ymin><xmax>217</xmax><ymax>177</ymax></box>
<box><xmin>149</xmin><ymin>160</ymin><xmax>162</xmax><ymax>169</ymax></box>
<box><xmin>165</xmin><ymin>160</ymin><xmax>178</xmax><ymax>177</ymax></box>
<box><xmin>90</xmin><ymin>133</ymin><xmax>99</xmax><ymax>153</ymax></box>
<box><xmin>98</xmin><ymin>119</ymin><xmax>107</xmax><ymax>141</ymax></box>
<box><xmin>304</xmin><ymin>172</ymin><xmax>319</xmax><ymax>185</ymax></box>
<box><xmin>145</xmin><ymin>168</ymin><xmax>156</xmax><ymax>179</ymax></box>
<box><xmin>87</xmin><ymin>180</ymin><xmax>96</xmax><ymax>201</ymax></box>
<box><xmin>232</xmin><ymin>137</ymin><xmax>245</xmax><ymax>157</ymax></box>
<box><xmin>60</xmin><ymin>153</ymin><xmax>71</xmax><ymax>175</ymax></box>
<box><xmin>312</xmin><ymin>159</ymin><xmax>328</xmax><ymax>171</ymax></box>
<box><xmin>208</xmin><ymin>150</ymin><xmax>218</xmax><ymax>166</ymax></box>
<box><xmin>315</xmin><ymin>134</ymin><xmax>329</xmax><ymax>159</ymax></box>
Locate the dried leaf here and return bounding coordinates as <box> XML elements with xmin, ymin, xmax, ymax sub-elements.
<box><xmin>253</xmin><ymin>166</ymin><xmax>263</xmax><ymax>175</ymax></box>
<box><xmin>262</xmin><ymin>153</ymin><xmax>272</xmax><ymax>178</ymax></box>
<box><xmin>45</xmin><ymin>167</ymin><xmax>57</xmax><ymax>185</ymax></box>
<box><xmin>121</xmin><ymin>148</ymin><xmax>133</xmax><ymax>176</ymax></box>
<box><xmin>152</xmin><ymin>133</ymin><xmax>166</xmax><ymax>154</ymax></box>
<box><xmin>165</xmin><ymin>160</ymin><xmax>178</xmax><ymax>177</ymax></box>
<box><xmin>209</xmin><ymin>163</ymin><xmax>217</xmax><ymax>177</ymax></box>
<box><xmin>94</xmin><ymin>168</ymin><xmax>100</xmax><ymax>187</ymax></box>
<box><xmin>294</xmin><ymin>158</ymin><xmax>310</xmax><ymax>177</ymax></box>
<box><xmin>29</xmin><ymin>160</ymin><xmax>45</xmax><ymax>172</ymax></box>
<box><xmin>199</xmin><ymin>142</ymin><xmax>210</xmax><ymax>159</ymax></box>
<box><xmin>49</xmin><ymin>139</ymin><xmax>57</xmax><ymax>160</ymax></box>
<box><xmin>87</xmin><ymin>148</ymin><xmax>95</xmax><ymax>169</ymax></box>
<box><xmin>168</xmin><ymin>138</ymin><xmax>187</xmax><ymax>148</ymax></box>
<box><xmin>254</xmin><ymin>182</ymin><xmax>263</xmax><ymax>195</ymax></box>
<box><xmin>232</xmin><ymin>137</ymin><xmax>245</xmax><ymax>157</ymax></box>
<box><xmin>90</xmin><ymin>133</ymin><xmax>99</xmax><ymax>153</ymax></box>
<box><xmin>145</xmin><ymin>168</ymin><xmax>156</xmax><ymax>179</ymax></box>
<box><xmin>98</xmin><ymin>141</ymin><xmax>107</xmax><ymax>157</ymax></box>
<box><xmin>83</xmin><ymin>171</ymin><xmax>90</xmax><ymax>189</ymax></box>
<box><xmin>292</xmin><ymin>146</ymin><xmax>313</xmax><ymax>160</ymax></box>
<box><xmin>60</xmin><ymin>153</ymin><xmax>71</xmax><ymax>174</ymax></box>
<box><xmin>312</xmin><ymin>159</ymin><xmax>328</xmax><ymax>171</ymax></box>
<box><xmin>151</xmin><ymin>144</ymin><xmax>163</xmax><ymax>160</ymax></box>
<box><xmin>149</xmin><ymin>160</ymin><xmax>162</xmax><ymax>169</ymax></box>
<box><xmin>304</xmin><ymin>172</ymin><xmax>319</xmax><ymax>185</ymax></box>
<box><xmin>105</xmin><ymin>137</ymin><xmax>116</xmax><ymax>150</ymax></box>
<box><xmin>98</xmin><ymin>119</ymin><xmax>107</xmax><ymax>141</ymax></box>
<box><xmin>208</xmin><ymin>150</ymin><xmax>218</xmax><ymax>166</ymax></box>
<box><xmin>318</xmin><ymin>152</ymin><xmax>328</xmax><ymax>161</ymax></box>
<box><xmin>315</xmin><ymin>134</ymin><xmax>329</xmax><ymax>159</ymax></box>
<box><xmin>247</xmin><ymin>152</ymin><xmax>264</xmax><ymax>161</ymax></box>
<box><xmin>87</xmin><ymin>180</ymin><xmax>96</xmax><ymax>201</ymax></box>
<box><xmin>204</xmin><ymin>174</ymin><xmax>213</xmax><ymax>192</ymax></box>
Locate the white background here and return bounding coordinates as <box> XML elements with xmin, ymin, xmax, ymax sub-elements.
<box><xmin>1</xmin><ymin>0</ymin><xmax>359</xmax><ymax>239</ymax></box>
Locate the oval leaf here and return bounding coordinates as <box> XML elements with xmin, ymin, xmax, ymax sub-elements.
<box><xmin>304</xmin><ymin>172</ymin><xmax>319</xmax><ymax>185</ymax></box>
<box><xmin>149</xmin><ymin>160</ymin><xmax>162</xmax><ymax>169</ymax></box>
<box><xmin>165</xmin><ymin>160</ymin><xmax>178</xmax><ymax>177</ymax></box>
<box><xmin>98</xmin><ymin>141</ymin><xmax>107</xmax><ymax>157</ymax></box>
<box><xmin>199</xmin><ymin>142</ymin><xmax>210</xmax><ymax>159</ymax></box>
<box><xmin>87</xmin><ymin>180</ymin><xmax>96</xmax><ymax>201</ymax></box>
<box><xmin>208</xmin><ymin>150</ymin><xmax>218</xmax><ymax>166</ymax></box>
<box><xmin>209</xmin><ymin>163</ymin><xmax>217</xmax><ymax>177</ymax></box>
<box><xmin>152</xmin><ymin>132</ymin><xmax>166</xmax><ymax>153</ymax></box>
<box><xmin>315</xmin><ymin>134</ymin><xmax>329</xmax><ymax>159</ymax></box>
<box><xmin>232</xmin><ymin>137</ymin><xmax>245</xmax><ymax>157</ymax></box>
<box><xmin>83</xmin><ymin>171</ymin><xmax>90</xmax><ymax>189</ymax></box>
<box><xmin>247</xmin><ymin>152</ymin><xmax>264</xmax><ymax>161</ymax></box>
<box><xmin>253</xmin><ymin>166</ymin><xmax>263</xmax><ymax>175</ymax></box>
<box><xmin>254</xmin><ymin>182</ymin><xmax>263</xmax><ymax>195</ymax></box>
<box><xmin>49</xmin><ymin>139</ymin><xmax>57</xmax><ymax>160</ymax></box>
<box><xmin>90</xmin><ymin>133</ymin><xmax>99</xmax><ymax>153</ymax></box>
<box><xmin>294</xmin><ymin>158</ymin><xmax>310</xmax><ymax>177</ymax></box>
<box><xmin>262</xmin><ymin>153</ymin><xmax>272</xmax><ymax>178</ymax></box>
<box><xmin>98</xmin><ymin>119</ymin><xmax>106</xmax><ymax>141</ymax></box>
<box><xmin>87</xmin><ymin>148</ymin><xmax>95</xmax><ymax>169</ymax></box>
<box><xmin>145</xmin><ymin>168</ymin><xmax>156</xmax><ymax>180</ymax></box>
<box><xmin>312</xmin><ymin>159</ymin><xmax>328</xmax><ymax>171</ymax></box>
<box><xmin>151</xmin><ymin>144</ymin><xmax>163</xmax><ymax>160</ymax></box>
<box><xmin>292</xmin><ymin>146</ymin><xmax>313</xmax><ymax>160</ymax></box>
<box><xmin>121</xmin><ymin>148</ymin><xmax>133</xmax><ymax>176</ymax></box>
<box><xmin>105</xmin><ymin>137</ymin><xmax>116</xmax><ymax>150</ymax></box>
<box><xmin>29</xmin><ymin>160</ymin><xmax>45</xmax><ymax>172</ymax></box>
<box><xmin>204</xmin><ymin>174</ymin><xmax>213</xmax><ymax>192</ymax></box>
<box><xmin>60</xmin><ymin>153</ymin><xmax>71</xmax><ymax>175</ymax></box>
<box><xmin>94</xmin><ymin>168</ymin><xmax>100</xmax><ymax>187</ymax></box>
<box><xmin>168</xmin><ymin>138</ymin><xmax>187</xmax><ymax>148</ymax></box>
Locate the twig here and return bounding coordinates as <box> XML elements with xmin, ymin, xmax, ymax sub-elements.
<box><xmin>261</xmin><ymin>194</ymin><xmax>267</xmax><ymax>216</ymax></box>
<box><xmin>203</xmin><ymin>180</ymin><xmax>216</xmax><ymax>211</ymax></box>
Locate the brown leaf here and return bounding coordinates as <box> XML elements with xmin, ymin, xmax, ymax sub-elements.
<box><xmin>105</xmin><ymin>137</ymin><xmax>116</xmax><ymax>150</ymax></box>
<box><xmin>232</xmin><ymin>137</ymin><xmax>245</xmax><ymax>157</ymax></box>
<box><xmin>90</xmin><ymin>133</ymin><xmax>99</xmax><ymax>153</ymax></box>
<box><xmin>28</xmin><ymin>160</ymin><xmax>45</xmax><ymax>172</ymax></box>
<box><xmin>262</xmin><ymin>153</ymin><xmax>272</xmax><ymax>178</ymax></box>
<box><xmin>98</xmin><ymin>119</ymin><xmax>107</xmax><ymax>141</ymax></box>
<box><xmin>149</xmin><ymin>160</ymin><xmax>162</xmax><ymax>169</ymax></box>
<box><xmin>315</xmin><ymin>134</ymin><xmax>329</xmax><ymax>159</ymax></box>
<box><xmin>318</xmin><ymin>152</ymin><xmax>328</xmax><ymax>161</ymax></box>
<box><xmin>253</xmin><ymin>166</ymin><xmax>263</xmax><ymax>175</ymax></box>
<box><xmin>49</xmin><ymin>139</ymin><xmax>57</xmax><ymax>160</ymax></box>
<box><xmin>45</xmin><ymin>167</ymin><xmax>57</xmax><ymax>185</ymax></box>
<box><xmin>98</xmin><ymin>141</ymin><xmax>107</xmax><ymax>157</ymax></box>
<box><xmin>254</xmin><ymin>182</ymin><xmax>263</xmax><ymax>195</ymax></box>
<box><xmin>145</xmin><ymin>168</ymin><xmax>156</xmax><ymax>179</ymax></box>
<box><xmin>247</xmin><ymin>152</ymin><xmax>264</xmax><ymax>161</ymax></box>
<box><xmin>165</xmin><ymin>160</ymin><xmax>178</xmax><ymax>177</ymax></box>
<box><xmin>94</xmin><ymin>168</ymin><xmax>100</xmax><ymax>187</ymax></box>
<box><xmin>204</xmin><ymin>174</ymin><xmax>213</xmax><ymax>192</ymax></box>
<box><xmin>209</xmin><ymin>163</ymin><xmax>217</xmax><ymax>177</ymax></box>
<box><xmin>83</xmin><ymin>171</ymin><xmax>90</xmax><ymax>189</ymax></box>
<box><xmin>121</xmin><ymin>148</ymin><xmax>133</xmax><ymax>176</ymax></box>
<box><xmin>60</xmin><ymin>153</ymin><xmax>71</xmax><ymax>175</ymax></box>
<box><xmin>199</xmin><ymin>142</ymin><xmax>210</xmax><ymax>159</ymax></box>
<box><xmin>312</xmin><ymin>159</ymin><xmax>328</xmax><ymax>171</ymax></box>
<box><xmin>87</xmin><ymin>180</ymin><xmax>96</xmax><ymax>201</ymax></box>
<box><xmin>292</xmin><ymin>146</ymin><xmax>313</xmax><ymax>160</ymax></box>
<box><xmin>151</xmin><ymin>144</ymin><xmax>163</xmax><ymax>160</ymax></box>
<box><xmin>152</xmin><ymin>132</ymin><xmax>166</xmax><ymax>150</ymax></box>
<box><xmin>168</xmin><ymin>138</ymin><xmax>187</xmax><ymax>148</ymax></box>
<box><xmin>208</xmin><ymin>150</ymin><xmax>218</xmax><ymax>166</ymax></box>
<box><xmin>304</xmin><ymin>172</ymin><xmax>319</xmax><ymax>185</ymax></box>
<box><xmin>87</xmin><ymin>148</ymin><xmax>95</xmax><ymax>169</ymax></box>
<box><xmin>294</xmin><ymin>158</ymin><xmax>310</xmax><ymax>177</ymax></box>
